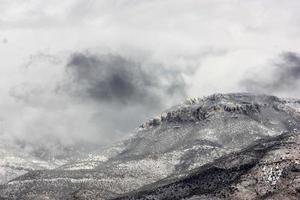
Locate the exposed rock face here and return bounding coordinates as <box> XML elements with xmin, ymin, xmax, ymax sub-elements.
<box><xmin>114</xmin><ymin>132</ymin><xmax>300</xmax><ymax>200</ymax></box>
<box><xmin>0</xmin><ymin>93</ymin><xmax>299</xmax><ymax>199</ymax></box>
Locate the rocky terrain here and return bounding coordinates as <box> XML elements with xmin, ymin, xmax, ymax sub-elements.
<box><xmin>115</xmin><ymin>132</ymin><xmax>300</xmax><ymax>200</ymax></box>
<box><xmin>0</xmin><ymin>93</ymin><xmax>299</xmax><ymax>199</ymax></box>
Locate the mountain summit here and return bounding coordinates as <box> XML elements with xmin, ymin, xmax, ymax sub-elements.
<box><xmin>0</xmin><ymin>93</ymin><xmax>299</xmax><ymax>199</ymax></box>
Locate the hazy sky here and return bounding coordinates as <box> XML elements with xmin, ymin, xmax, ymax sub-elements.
<box><xmin>0</xmin><ymin>0</ymin><xmax>300</xmax><ymax>150</ymax></box>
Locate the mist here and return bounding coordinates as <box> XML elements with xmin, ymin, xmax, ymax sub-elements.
<box><xmin>1</xmin><ymin>0</ymin><xmax>300</xmax><ymax>154</ymax></box>
<box><xmin>242</xmin><ymin>52</ymin><xmax>300</xmax><ymax>97</ymax></box>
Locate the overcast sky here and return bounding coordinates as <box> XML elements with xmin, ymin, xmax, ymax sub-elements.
<box><xmin>0</xmin><ymin>0</ymin><xmax>300</xmax><ymax>150</ymax></box>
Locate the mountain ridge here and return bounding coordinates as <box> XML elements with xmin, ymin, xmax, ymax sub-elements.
<box><xmin>0</xmin><ymin>93</ymin><xmax>299</xmax><ymax>199</ymax></box>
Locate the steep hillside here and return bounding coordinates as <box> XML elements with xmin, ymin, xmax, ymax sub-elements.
<box><xmin>114</xmin><ymin>132</ymin><xmax>300</xmax><ymax>200</ymax></box>
<box><xmin>0</xmin><ymin>93</ymin><xmax>299</xmax><ymax>199</ymax></box>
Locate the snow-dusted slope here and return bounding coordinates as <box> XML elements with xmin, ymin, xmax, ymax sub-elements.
<box><xmin>0</xmin><ymin>93</ymin><xmax>300</xmax><ymax>199</ymax></box>
<box><xmin>115</xmin><ymin>132</ymin><xmax>300</xmax><ymax>200</ymax></box>
<box><xmin>0</xmin><ymin>140</ymin><xmax>66</xmax><ymax>184</ymax></box>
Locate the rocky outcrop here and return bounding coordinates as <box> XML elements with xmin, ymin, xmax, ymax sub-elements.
<box><xmin>140</xmin><ymin>93</ymin><xmax>298</xmax><ymax>129</ymax></box>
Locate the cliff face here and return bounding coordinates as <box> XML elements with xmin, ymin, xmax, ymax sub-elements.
<box><xmin>0</xmin><ymin>93</ymin><xmax>299</xmax><ymax>199</ymax></box>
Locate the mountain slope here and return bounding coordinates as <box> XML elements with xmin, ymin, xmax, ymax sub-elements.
<box><xmin>0</xmin><ymin>93</ymin><xmax>299</xmax><ymax>199</ymax></box>
<box><xmin>114</xmin><ymin>132</ymin><xmax>300</xmax><ymax>200</ymax></box>
<box><xmin>0</xmin><ymin>139</ymin><xmax>68</xmax><ymax>185</ymax></box>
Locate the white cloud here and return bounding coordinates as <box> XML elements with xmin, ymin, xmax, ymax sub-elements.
<box><xmin>0</xmin><ymin>0</ymin><xmax>300</xmax><ymax>149</ymax></box>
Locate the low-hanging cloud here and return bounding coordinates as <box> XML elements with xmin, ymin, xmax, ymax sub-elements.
<box><xmin>1</xmin><ymin>0</ymin><xmax>300</xmax><ymax>159</ymax></box>
<box><xmin>66</xmin><ymin>53</ymin><xmax>186</xmax><ymax>107</ymax></box>
<box><xmin>242</xmin><ymin>52</ymin><xmax>300</xmax><ymax>97</ymax></box>
<box><xmin>3</xmin><ymin>51</ymin><xmax>188</xmax><ymax>156</ymax></box>
<box><xmin>62</xmin><ymin>52</ymin><xmax>188</xmax><ymax>143</ymax></box>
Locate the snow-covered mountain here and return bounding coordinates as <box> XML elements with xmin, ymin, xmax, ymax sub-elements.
<box><xmin>0</xmin><ymin>93</ymin><xmax>299</xmax><ymax>199</ymax></box>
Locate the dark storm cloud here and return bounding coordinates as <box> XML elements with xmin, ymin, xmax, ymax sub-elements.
<box><xmin>242</xmin><ymin>52</ymin><xmax>300</xmax><ymax>94</ymax></box>
<box><xmin>66</xmin><ymin>53</ymin><xmax>186</xmax><ymax>107</ymax></box>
